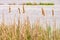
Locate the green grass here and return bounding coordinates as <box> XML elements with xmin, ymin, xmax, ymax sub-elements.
<box><xmin>39</xmin><ymin>2</ymin><xmax>54</xmax><ymax>5</ymax></box>
<box><xmin>25</xmin><ymin>2</ymin><xmax>54</xmax><ymax>5</ymax></box>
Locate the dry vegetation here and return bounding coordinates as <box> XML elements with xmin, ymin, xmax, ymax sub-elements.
<box><xmin>0</xmin><ymin>16</ymin><xmax>60</xmax><ymax>40</ymax></box>
<box><xmin>0</xmin><ymin>7</ymin><xmax>60</xmax><ymax>40</ymax></box>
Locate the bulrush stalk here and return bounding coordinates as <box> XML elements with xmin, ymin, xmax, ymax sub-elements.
<box><xmin>22</xmin><ymin>4</ymin><xmax>25</xmax><ymax>13</ymax></box>
<box><xmin>12</xmin><ymin>13</ymin><xmax>16</xmax><ymax>40</ymax></box>
<box><xmin>41</xmin><ymin>8</ymin><xmax>51</xmax><ymax>40</ymax></box>
<box><xmin>16</xmin><ymin>8</ymin><xmax>21</xmax><ymax>40</ymax></box>
<box><xmin>9</xmin><ymin>5</ymin><xmax>11</xmax><ymax>13</ymax></box>
<box><xmin>1</xmin><ymin>12</ymin><xmax>7</xmax><ymax>40</ymax></box>
<box><xmin>18</xmin><ymin>8</ymin><xmax>20</xmax><ymax>28</ymax></box>
<box><xmin>18</xmin><ymin>8</ymin><xmax>20</xmax><ymax>14</ymax></box>
<box><xmin>41</xmin><ymin>8</ymin><xmax>47</xmax><ymax>40</ymax></box>
<box><xmin>52</xmin><ymin>8</ymin><xmax>56</xmax><ymax>28</ymax></box>
<box><xmin>41</xmin><ymin>8</ymin><xmax>45</xmax><ymax>16</ymax></box>
<box><xmin>8</xmin><ymin>6</ymin><xmax>12</xmax><ymax>26</ymax></box>
<box><xmin>52</xmin><ymin>8</ymin><xmax>56</xmax><ymax>40</ymax></box>
<box><xmin>52</xmin><ymin>9</ymin><xmax>54</xmax><ymax>16</ymax></box>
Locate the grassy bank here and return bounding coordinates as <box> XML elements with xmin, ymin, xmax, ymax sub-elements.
<box><xmin>23</xmin><ymin>2</ymin><xmax>54</xmax><ymax>5</ymax></box>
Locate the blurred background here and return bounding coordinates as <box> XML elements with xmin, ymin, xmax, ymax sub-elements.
<box><xmin>0</xmin><ymin>0</ymin><xmax>59</xmax><ymax>5</ymax></box>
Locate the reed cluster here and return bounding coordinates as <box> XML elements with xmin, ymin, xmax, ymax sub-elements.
<box><xmin>0</xmin><ymin>16</ymin><xmax>60</xmax><ymax>40</ymax></box>
<box><xmin>0</xmin><ymin>6</ymin><xmax>60</xmax><ymax>40</ymax></box>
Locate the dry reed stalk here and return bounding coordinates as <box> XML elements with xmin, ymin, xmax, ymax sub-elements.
<box><xmin>9</xmin><ymin>16</ymin><xmax>12</xmax><ymax>25</ymax></box>
<box><xmin>41</xmin><ymin>8</ymin><xmax>45</xmax><ymax>16</ymax></box>
<box><xmin>10</xmin><ymin>27</ymin><xmax>15</xmax><ymax>40</ymax></box>
<box><xmin>8</xmin><ymin>5</ymin><xmax>12</xmax><ymax>26</ymax></box>
<box><xmin>20</xmin><ymin>25</ymin><xmax>26</xmax><ymax>40</ymax></box>
<box><xmin>41</xmin><ymin>7</ymin><xmax>48</xmax><ymax>28</ymax></box>
<box><xmin>22</xmin><ymin>4</ymin><xmax>25</xmax><ymax>13</ymax></box>
<box><xmin>56</xmin><ymin>29</ymin><xmax>60</xmax><ymax>40</ymax></box>
<box><xmin>16</xmin><ymin>8</ymin><xmax>21</xmax><ymax>40</ymax></box>
<box><xmin>7</xmin><ymin>6</ymin><xmax>16</xmax><ymax>40</ymax></box>
<box><xmin>41</xmin><ymin>8</ymin><xmax>49</xmax><ymax>40</ymax></box>
<box><xmin>18</xmin><ymin>8</ymin><xmax>20</xmax><ymax>14</ymax></box>
<box><xmin>1</xmin><ymin>12</ymin><xmax>7</xmax><ymax>40</ymax></box>
<box><xmin>52</xmin><ymin>9</ymin><xmax>54</xmax><ymax>16</ymax></box>
<box><xmin>1</xmin><ymin>26</ymin><xmax>8</xmax><ymax>40</ymax></box>
<box><xmin>0</xmin><ymin>26</ymin><xmax>3</xmax><ymax>40</ymax></box>
<box><xmin>52</xmin><ymin>9</ymin><xmax>56</xmax><ymax>29</ymax></box>
<box><xmin>33</xmin><ymin>18</ymin><xmax>46</xmax><ymax>40</ymax></box>
<box><xmin>41</xmin><ymin>7</ymin><xmax>47</xmax><ymax>29</ymax></box>
<box><xmin>41</xmin><ymin>24</ymin><xmax>49</xmax><ymax>40</ymax></box>
<box><xmin>11</xmin><ymin>13</ymin><xmax>16</xmax><ymax>40</ymax></box>
<box><xmin>32</xmin><ymin>19</ymin><xmax>40</xmax><ymax>40</ymax></box>
<box><xmin>45</xmin><ymin>19</ymin><xmax>49</xmax><ymax>40</ymax></box>
<box><xmin>18</xmin><ymin>8</ymin><xmax>20</xmax><ymax>28</ymax></box>
<box><xmin>9</xmin><ymin>6</ymin><xmax>11</xmax><ymax>13</ymax></box>
<box><xmin>53</xmin><ymin>18</ymin><xmax>56</xmax><ymax>40</ymax></box>
<box><xmin>23</xmin><ymin>16</ymin><xmax>31</xmax><ymax>40</ymax></box>
<box><xmin>52</xmin><ymin>9</ymin><xmax>57</xmax><ymax>40</ymax></box>
<box><xmin>47</xmin><ymin>22</ymin><xmax>52</xmax><ymax>40</ymax></box>
<box><xmin>46</xmin><ymin>19</ymin><xmax>50</xmax><ymax>40</ymax></box>
<box><xmin>41</xmin><ymin>8</ymin><xmax>52</xmax><ymax>40</ymax></box>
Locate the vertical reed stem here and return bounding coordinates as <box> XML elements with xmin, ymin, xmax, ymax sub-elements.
<box><xmin>9</xmin><ymin>5</ymin><xmax>11</xmax><ymax>13</ymax></box>
<box><xmin>16</xmin><ymin>8</ymin><xmax>21</xmax><ymax>40</ymax></box>
<box><xmin>22</xmin><ymin>4</ymin><xmax>25</xmax><ymax>13</ymax></box>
